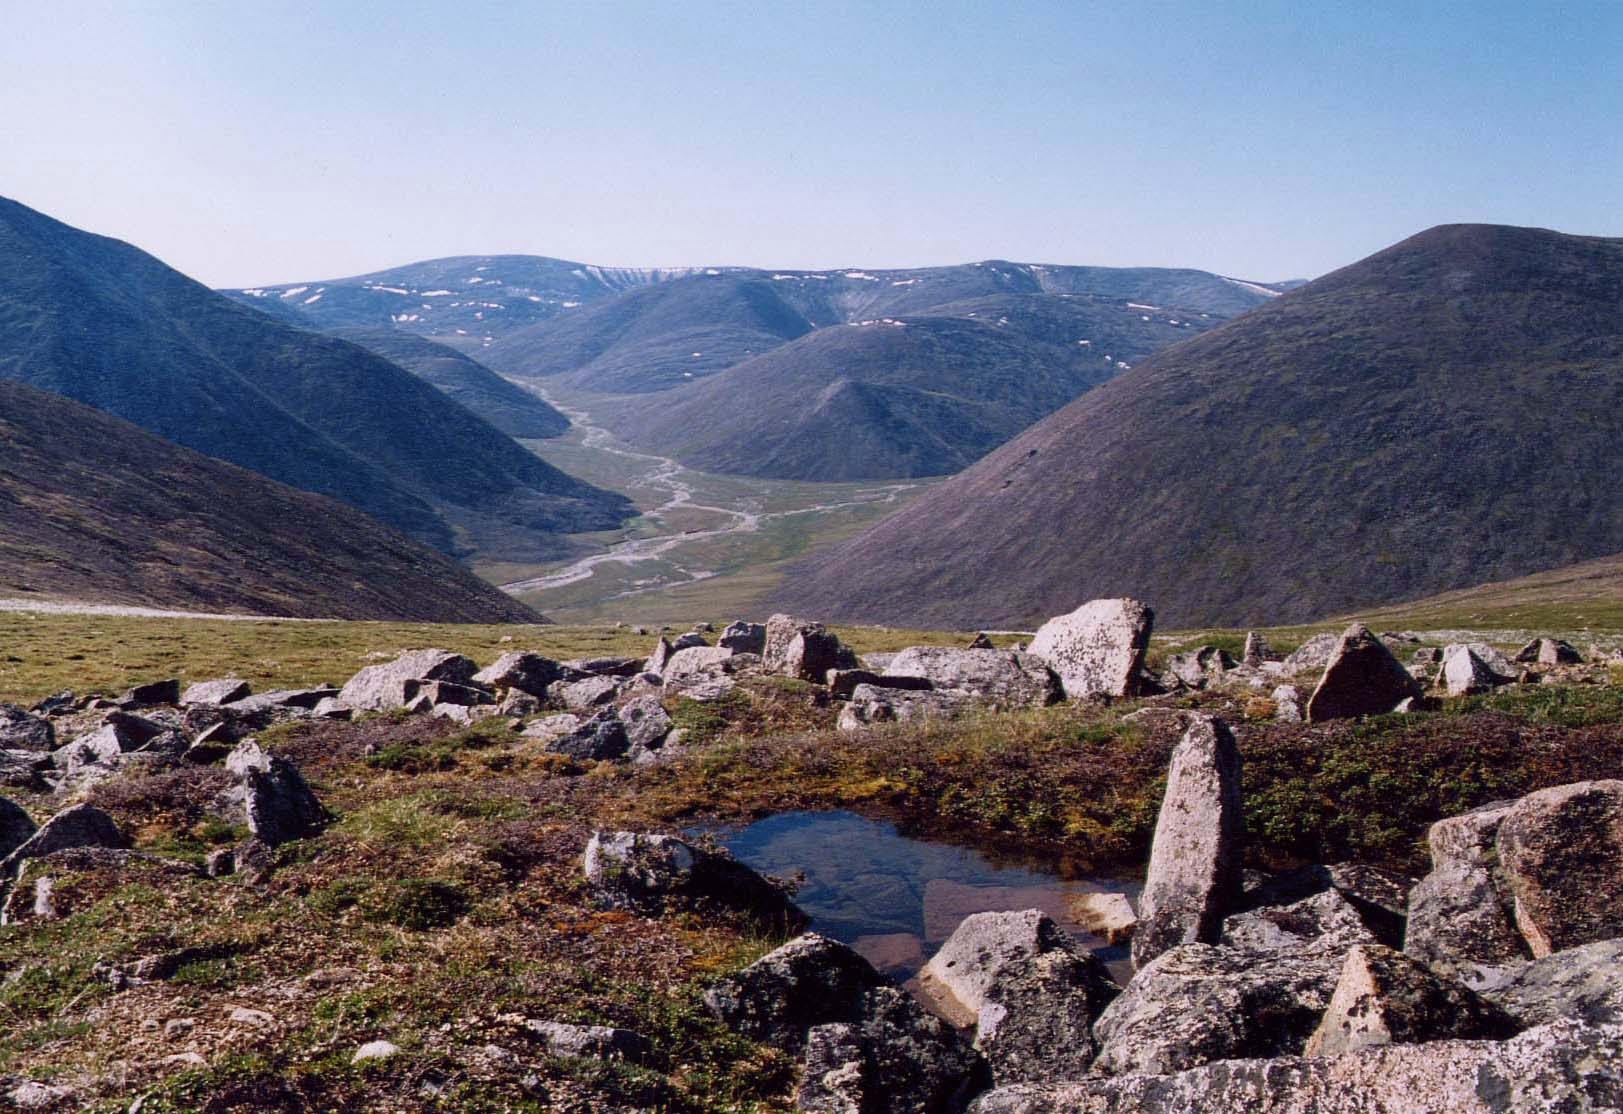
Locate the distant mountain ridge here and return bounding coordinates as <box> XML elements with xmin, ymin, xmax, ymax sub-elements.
<box><xmin>773</xmin><ymin>223</ymin><xmax>1623</xmax><ymax>628</ymax></box>
<box><xmin>0</xmin><ymin>380</ymin><xmax>540</xmax><ymax>622</ymax></box>
<box><xmin>0</xmin><ymin>197</ymin><xmax>631</xmax><ymax>562</ymax></box>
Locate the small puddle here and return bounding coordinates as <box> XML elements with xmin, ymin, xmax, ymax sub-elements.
<box><xmin>704</xmin><ymin>810</ymin><xmax>1138</xmax><ymax>982</ymax></box>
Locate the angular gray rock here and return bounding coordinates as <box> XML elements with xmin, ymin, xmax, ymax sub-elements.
<box><xmin>0</xmin><ymin>704</ymin><xmax>54</xmax><ymax>751</ymax></box>
<box><xmin>827</xmin><ymin>669</ymin><xmax>931</xmax><ymax>701</ymax></box>
<box><xmin>554</xmin><ymin>674</ymin><xmax>624</xmax><ymax>711</ymax></box>
<box><xmin>0</xmin><ymin>748</ymin><xmax>49</xmax><ymax>790</ymax></box>
<box><xmin>1282</xmin><ymin>632</ymin><xmax>1342</xmax><ymax>673</ymax></box>
<box><xmin>672</xmin><ymin>631</ymin><xmax>710</xmax><ymax>651</ymax></box>
<box><xmin>1240</xmin><ymin>863</ymin><xmax>1412</xmax><ymax>949</ymax></box>
<box><xmin>718</xmin><ymin>621</ymin><xmax>767</xmax><ymax>654</ymax></box>
<box><xmin>1132</xmin><ymin>715</ymin><xmax>1244</xmax><ymax>969</ymax></box>
<box><xmin>1496</xmin><ymin>779</ymin><xmax>1623</xmax><ymax>956</ymax></box>
<box><xmin>836</xmin><ymin>685</ymin><xmax>980</xmax><ymax>731</ymax></box>
<box><xmin>1271</xmin><ymin>684</ymin><xmax>1304</xmax><ymax>723</ymax></box>
<box><xmin>1093</xmin><ymin>942</ymin><xmax>1345</xmax><ymax>1076</ymax></box>
<box><xmin>763</xmin><ymin>614</ymin><xmax>846</xmax><ymax>683</ymax></box>
<box><xmin>705</xmin><ymin>934</ymin><xmax>976</xmax><ymax>1114</ymax></box>
<box><xmin>545</xmin><ymin>710</ymin><xmax>631</xmax><ymax>760</ymax></box>
<box><xmin>1303</xmin><ymin>943</ymin><xmax>1513</xmax><ymax>1057</ymax></box>
<box><xmin>662</xmin><ymin>645</ymin><xmax>737</xmax><ymax>685</ymax></box>
<box><xmin>118</xmin><ymin>678</ymin><xmax>181</xmax><ymax>706</ymax></box>
<box><xmin>180</xmin><ymin>679</ymin><xmax>252</xmax><ymax>706</ymax></box>
<box><xmin>225</xmin><ymin>687</ymin><xmax>340</xmax><ymax>716</ymax></box>
<box><xmin>225</xmin><ymin>741</ymin><xmax>328</xmax><ymax>846</ymax></box>
<box><xmin>919</xmin><ymin>909</ymin><xmax>1117</xmax><ymax>1086</ymax></box>
<box><xmin>584</xmin><ymin>831</ymin><xmax>804</xmax><ymax>929</ymax></box>
<box><xmin>473</xmin><ymin>652</ymin><xmax>571</xmax><ymax>697</ymax></box>
<box><xmin>1222</xmin><ymin>889</ymin><xmax>1383</xmax><ymax>954</ymax></box>
<box><xmin>969</xmin><ymin>1020</ymin><xmax>1623</xmax><ymax>1114</ymax></box>
<box><xmin>1438</xmin><ymin>643</ymin><xmax>1506</xmax><ymax>696</ymax></box>
<box><xmin>1164</xmin><ymin>646</ymin><xmax>1237</xmax><ymax>690</ymax></box>
<box><xmin>1243</xmin><ymin>631</ymin><xmax>1276</xmax><ymax>667</ymax></box>
<box><xmin>564</xmin><ymin>655</ymin><xmax>649</xmax><ymax>677</ymax></box>
<box><xmin>1515</xmin><ymin>637</ymin><xmax>1583</xmax><ymax>666</ymax></box>
<box><xmin>337</xmin><ymin>649</ymin><xmax>478</xmax><ymax>711</ymax></box>
<box><xmin>1026</xmin><ymin>598</ymin><xmax>1153</xmax><ymax>700</ymax></box>
<box><xmin>883</xmin><ymin>647</ymin><xmax>1060</xmax><ymax>708</ymax></box>
<box><xmin>643</xmin><ymin>637</ymin><xmax>675</xmax><ymax>676</ymax></box>
<box><xmin>1404</xmin><ymin>801</ymin><xmax>1529</xmax><ymax>986</ymax></box>
<box><xmin>1305</xmin><ymin>624</ymin><xmax>1423</xmax><ymax>721</ymax></box>
<box><xmin>523</xmin><ymin>1019</ymin><xmax>653</xmax><ymax>1063</ymax></box>
<box><xmin>0</xmin><ymin>804</ymin><xmax>128</xmax><ymax>880</ymax></box>
<box><xmin>619</xmin><ymin>696</ymin><xmax>673</xmax><ymax>750</ymax></box>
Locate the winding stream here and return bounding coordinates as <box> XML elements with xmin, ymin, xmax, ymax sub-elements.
<box><xmin>501</xmin><ymin>393</ymin><xmax>917</xmax><ymax>599</ymax></box>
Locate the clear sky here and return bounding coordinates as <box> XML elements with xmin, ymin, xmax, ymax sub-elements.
<box><xmin>3</xmin><ymin>1</ymin><xmax>1618</xmax><ymax>287</ymax></box>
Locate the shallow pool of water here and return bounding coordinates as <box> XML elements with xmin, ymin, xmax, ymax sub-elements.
<box><xmin>706</xmin><ymin>810</ymin><xmax>1137</xmax><ymax>980</ymax></box>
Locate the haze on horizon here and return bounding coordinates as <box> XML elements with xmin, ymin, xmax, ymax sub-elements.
<box><xmin>3</xmin><ymin>1</ymin><xmax>1618</xmax><ymax>288</ymax></box>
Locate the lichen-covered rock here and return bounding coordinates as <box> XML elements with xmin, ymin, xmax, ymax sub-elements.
<box><xmin>1241</xmin><ymin>862</ymin><xmax>1411</xmax><ymax>949</ymax></box>
<box><xmin>523</xmin><ymin>1019</ymin><xmax>653</xmax><ymax>1063</ymax></box>
<box><xmin>1515</xmin><ymin>638</ymin><xmax>1583</xmax><ymax>666</ymax></box>
<box><xmin>1484</xmin><ymin>938</ymin><xmax>1623</xmax><ymax>1027</ymax></box>
<box><xmin>827</xmin><ymin>669</ymin><xmax>931</xmax><ymax>701</ymax></box>
<box><xmin>1164</xmin><ymin>646</ymin><xmax>1237</xmax><ymax>690</ymax></box>
<box><xmin>338</xmin><ymin>649</ymin><xmax>478</xmax><ymax>711</ymax></box>
<box><xmin>764</xmin><ymin>615</ymin><xmax>847</xmax><ymax>683</ymax></box>
<box><xmin>1026</xmin><ymin>598</ymin><xmax>1153</xmax><ymax>700</ymax></box>
<box><xmin>0</xmin><ymin>704</ymin><xmax>54</xmax><ymax>751</ymax></box>
<box><xmin>1496</xmin><ymin>780</ymin><xmax>1623</xmax><ymax>956</ymax></box>
<box><xmin>1271</xmin><ymin>684</ymin><xmax>1305</xmax><ymax>723</ymax></box>
<box><xmin>705</xmin><ymin>934</ymin><xmax>977</xmax><ymax>1114</ymax></box>
<box><xmin>882</xmin><ymin>647</ymin><xmax>1060</xmax><ymax>708</ymax></box>
<box><xmin>118</xmin><ymin>678</ymin><xmax>181</xmax><ymax>706</ymax></box>
<box><xmin>619</xmin><ymin>696</ymin><xmax>673</xmax><ymax>750</ymax></box>
<box><xmin>1132</xmin><ymin>715</ymin><xmax>1243</xmax><ymax>969</ymax></box>
<box><xmin>662</xmin><ymin>645</ymin><xmax>737</xmax><ymax>685</ymax></box>
<box><xmin>225</xmin><ymin>741</ymin><xmax>328</xmax><ymax>847</ymax></box>
<box><xmin>1438</xmin><ymin>643</ymin><xmax>1507</xmax><ymax>696</ymax></box>
<box><xmin>473</xmin><ymin>652</ymin><xmax>571</xmax><ymax>697</ymax></box>
<box><xmin>554</xmin><ymin>674</ymin><xmax>624</xmax><ymax>711</ymax></box>
<box><xmin>1405</xmin><ymin>801</ymin><xmax>1529</xmax><ymax>986</ymax></box>
<box><xmin>969</xmin><ymin>1020</ymin><xmax>1623</xmax><ymax>1114</ymax></box>
<box><xmin>1222</xmin><ymin>889</ymin><xmax>1383</xmax><ymax>954</ymax></box>
<box><xmin>920</xmin><ymin>909</ymin><xmax>1117</xmax><ymax>1086</ymax></box>
<box><xmin>1305</xmin><ymin>624</ymin><xmax>1423</xmax><ymax>721</ymax></box>
<box><xmin>1303</xmin><ymin>944</ymin><xmax>1514</xmax><ymax>1057</ymax></box>
<box><xmin>584</xmin><ymin>831</ymin><xmax>804</xmax><ymax>929</ymax></box>
<box><xmin>1092</xmin><ymin>942</ymin><xmax>1345</xmax><ymax>1076</ymax></box>
<box><xmin>545</xmin><ymin>709</ymin><xmax>631</xmax><ymax>760</ymax></box>
<box><xmin>836</xmin><ymin>685</ymin><xmax>980</xmax><ymax>731</ymax></box>
<box><xmin>225</xmin><ymin>687</ymin><xmax>340</xmax><ymax>717</ymax></box>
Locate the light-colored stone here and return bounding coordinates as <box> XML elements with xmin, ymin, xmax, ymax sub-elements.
<box><xmin>1303</xmin><ymin>943</ymin><xmax>1512</xmax><ymax>1057</ymax></box>
<box><xmin>1068</xmin><ymin>892</ymin><xmax>1136</xmax><ymax>945</ymax></box>
<box><xmin>1027</xmin><ymin>598</ymin><xmax>1153</xmax><ymax>700</ymax></box>
<box><xmin>338</xmin><ymin>649</ymin><xmax>477</xmax><ymax>711</ymax></box>
<box><xmin>882</xmin><ymin>647</ymin><xmax>1060</xmax><ymax>707</ymax></box>
<box><xmin>1496</xmin><ymin>780</ymin><xmax>1623</xmax><ymax>957</ymax></box>
<box><xmin>352</xmin><ymin>1039</ymin><xmax>401</xmax><ymax>1063</ymax></box>
<box><xmin>1132</xmin><ymin>715</ymin><xmax>1243</xmax><ymax>969</ymax></box>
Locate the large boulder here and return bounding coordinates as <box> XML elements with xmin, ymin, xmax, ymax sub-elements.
<box><xmin>473</xmin><ymin>652</ymin><xmax>572</xmax><ymax>697</ymax></box>
<box><xmin>619</xmin><ymin>696</ymin><xmax>673</xmax><ymax>751</ymax></box>
<box><xmin>338</xmin><ymin>649</ymin><xmax>478</xmax><ymax>711</ymax></box>
<box><xmin>882</xmin><ymin>647</ymin><xmax>1060</xmax><ymax>708</ymax></box>
<box><xmin>836</xmin><ymin>686</ymin><xmax>981</xmax><ymax>731</ymax></box>
<box><xmin>763</xmin><ymin>615</ymin><xmax>848</xmax><ymax>683</ymax></box>
<box><xmin>1303</xmin><ymin>944</ymin><xmax>1513</xmax><ymax>1057</ymax></box>
<box><xmin>662</xmin><ymin>646</ymin><xmax>737</xmax><ymax>686</ymax></box>
<box><xmin>1132</xmin><ymin>715</ymin><xmax>1244</xmax><ymax>969</ymax></box>
<box><xmin>968</xmin><ymin>1020</ymin><xmax>1623</xmax><ymax>1114</ymax></box>
<box><xmin>643</xmin><ymin>638</ymin><xmax>675</xmax><ymax>676</ymax></box>
<box><xmin>224</xmin><ymin>741</ymin><xmax>328</xmax><ymax>846</ymax></box>
<box><xmin>1280</xmin><ymin>631</ymin><xmax>1340</xmax><ymax>673</ymax></box>
<box><xmin>225</xmin><ymin>687</ymin><xmax>340</xmax><ymax>717</ymax></box>
<box><xmin>1515</xmin><ymin>638</ymin><xmax>1583</xmax><ymax>666</ymax></box>
<box><xmin>0</xmin><ymin>704</ymin><xmax>54</xmax><ymax>751</ymax></box>
<box><xmin>919</xmin><ymin>909</ymin><xmax>1117</xmax><ymax>1086</ymax></box>
<box><xmin>554</xmin><ymin>674</ymin><xmax>625</xmax><ymax>711</ymax></box>
<box><xmin>705</xmin><ymin>934</ymin><xmax>978</xmax><ymax>1114</ymax></box>
<box><xmin>584</xmin><ymin>831</ymin><xmax>805</xmax><ymax>929</ymax></box>
<box><xmin>1404</xmin><ymin>801</ymin><xmax>1529</xmax><ymax>987</ymax></box>
<box><xmin>117</xmin><ymin>678</ymin><xmax>181</xmax><ymax>706</ymax></box>
<box><xmin>1496</xmin><ymin>780</ymin><xmax>1623</xmax><ymax>956</ymax></box>
<box><xmin>1164</xmin><ymin>646</ymin><xmax>1237</xmax><ymax>691</ymax></box>
<box><xmin>1026</xmin><ymin>598</ymin><xmax>1153</xmax><ymax>700</ymax></box>
<box><xmin>1222</xmin><ymin>889</ymin><xmax>1383</xmax><ymax>955</ymax></box>
<box><xmin>180</xmin><ymin>679</ymin><xmax>252</xmax><ymax>706</ymax></box>
<box><xmin>1438</xmin><ymin>644</ymin><xmax>1508</xmax><ymax>696</ymax></box>
<box><xmin>1304</xmin><ymin>624</ymin><xmax>1423</xmax><ymax>721</ymax></box>
<box><xmin>1240</xmin><ymin>863</ymin><xmax>1412</xmax><ymax>949</ymax></box>
<box><xmin>545</xmin><ymin>709</ymin><xmax>631</xmax><ymax>760</ymax></box>
<box><xmin>1093</xmin><ymin>942</ymin><xmax>1344</xmax><ymax>1076</ymax></box>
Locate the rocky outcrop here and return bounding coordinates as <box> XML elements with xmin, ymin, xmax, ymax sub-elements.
<box><xmin>180</xmin><ymin>679</ymin><xmax>251</xmax><ymax>706</ymax></box>
<box><xmin>0</xmin><ymin>804</ymin><xmax>128</xmax><ymax>881</ymax></box>
<box><xmin>919</xmin><ymin>910</ymin><xmax>1117</xmax><ymax>1086</ymax></box>
<box><xmin>1242</xmin><ymin>631</ymin><xmax>1276</xmax><ymax>667</ymax></box>
<box><xmin>969</xmin><ymin>1020</ymin><xmax>1623</xmax><ymax>1114</ymax></box>
<box><xmin>882</xmin><ymin>648</ymin><xmax>1060</xmax><ymax>708</ymax></box>
<box><xmin>1485</xmin><ymin>938</ymin><xmax>1623</xmax><ymax>1027</ymax></box>
<box><xmin>544</xmin><ymin>710</ymin><xmax>631</xmax><ymax>760</ymax></box>
<box><xmin>619</xmin><ymin>697</ymin><xmax>673</xmax><ymax>751</ymax></box>
<box><xmin>0</xmin><ymin>704</ymin><xmax>54</xmax><ymax>751</ymax></box>
<box><xmin>118</xmin><ymin>679</ymin><xmax>181</xmax><ymax>706</ymax></box>
<box><xmin>554</xmin><ymin>674</ymin><xmax>624</xmax><ymax>711</ymax></box>
<box><xmin>583</xmin><ymin>831</ymin><xmax>804</xmax><ymax>929</ymax></box>
<box><xmin>719</xmin><ymin>621</ymin><xmax>767</xmax><ymax>654</ymax></box>
<box><xmin>1305</xmin><ymin>624</ymin><xmax>1422</xmax><ymax>721</ymax></box>
<box><xmin>1496</xmin><ymin>780</ymin><xmax>1623</xmax><ymax>956</ymax></box>
<box><xmin>763</xmin><ymin>615</ymin><xmax>850</xmax><ymax>683</ymax></box>
<box><xmin>1303</xmin><ymin>944</ymin><xmax>1513</xmax><ymax>1057</ymax></box>
<box><xmin>1132</xmin><ymin>716</ymin><xmax>1243</xmax><ymax>969</ymax></box>
<box><xmin>705</xmin><ymin>934</ymin><xmax>978</xmax><ymax>1114</ymax></box>
<box><xmin>1515</xmin><ymin>638</ymin><xmax>1583</xmax><ymax>666</ymax></box>
<box><xmin>1026</xmin><ymin>599</ymin><xmax>1153</xmax><ymax>700</ymax></box>
<box><xmin>1164</xmin><ymin>646</ymin><xmax>1236</xmax><ymax>691</ymax></box>
<box><xmin>1271</xmin><ymin>685</ymin><xmax>1305</xmax><ymax>723</ymax></box>
<box><xmin>338</xmin><ymin>649</ymin><xmax>478</xmax><ymax>712</ymax></box>
<box><xmin>1281</xmin><ymin>632</ymin><xmax>1341</xmax><ymax>672</ymax></box>
<box><xmin>1222</xmin><ymin>889</ymin><xmax>1383</xmax><ymax>954</ymax></box>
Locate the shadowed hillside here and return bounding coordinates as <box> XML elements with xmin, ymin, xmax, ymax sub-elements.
<box><xmin>774</xmin><ymin>224</ymin><xmax>1623</xmax><ymax>628</ymax></box>
<box><xmin>0</xmin><ymin>381</ymin><xmax>540</xmax><ymax>622</ymax></box>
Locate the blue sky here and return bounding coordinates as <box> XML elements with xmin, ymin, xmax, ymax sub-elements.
<box><xmin>3</xmin><ymin>1</ymin><xmax>1618</xmax><ymax>286</ymax></box>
